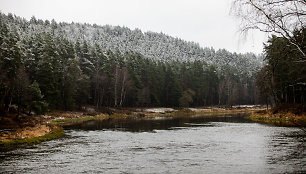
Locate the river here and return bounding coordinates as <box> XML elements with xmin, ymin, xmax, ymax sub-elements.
<box><xmin>0</xmin><ymin>114</ymin><xmax>305</xmax><ymax>173</ymax></box>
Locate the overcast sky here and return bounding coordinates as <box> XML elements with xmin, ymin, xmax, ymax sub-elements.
<box><xmin>1</xmin><ymin>0</ymin><xmax>267</xmax><ymax>54</ymax></box>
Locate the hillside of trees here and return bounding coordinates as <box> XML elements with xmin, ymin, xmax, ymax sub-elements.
<box><xmin>0</xmin><ymin>13</ymin><xmax>264</xmax><ymax>115</ymax></box>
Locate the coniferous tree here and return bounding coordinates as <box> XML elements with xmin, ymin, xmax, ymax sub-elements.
<box><xmin>0</xmin><ymin>21</ymin><xmax>24</xmax><ymax>114</ymax></box>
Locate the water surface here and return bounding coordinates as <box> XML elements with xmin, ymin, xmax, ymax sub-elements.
<box><xmin>1</xmin><ymin>114</ymin><xmax>305</xmax><ymax>173</ymax></box>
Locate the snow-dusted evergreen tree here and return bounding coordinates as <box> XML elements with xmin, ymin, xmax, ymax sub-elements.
<box><xmin>0</xmin><ymin>12</ymin><xmax>262</xmax><ymax>76</ymax></box>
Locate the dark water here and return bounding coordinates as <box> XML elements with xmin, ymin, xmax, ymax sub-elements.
<box><xmin>1</xmin><ymin>114</ymin><xmax>305</xmax><ymax>174</ymax></box>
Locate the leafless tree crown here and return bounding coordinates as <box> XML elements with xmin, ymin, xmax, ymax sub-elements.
<box><xmin>231</xmin><ymin>0</ymin><xmax>306</xmax><ymax>57</ymax></box>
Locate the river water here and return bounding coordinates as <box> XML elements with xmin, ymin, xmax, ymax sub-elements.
<box><xmin>0</xmin><ymin>114</ymin><xmax>305</xmax><ymax>173</ymax></box>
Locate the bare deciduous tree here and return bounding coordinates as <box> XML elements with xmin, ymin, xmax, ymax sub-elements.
<box><xmin>113</xmin><ymin>65</ymin><xmax>132</xmax><ymax>107</ymax></box>
<box><xmin>231</xmin><ymin>0</ymin><xmax>306</xmax><ymax>58</ymax></box>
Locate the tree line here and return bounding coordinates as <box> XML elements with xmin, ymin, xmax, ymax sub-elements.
<box><xmin>0</xmin><ymin>13</ymin><xmax>261</xmax><ymax>116</ymax></box>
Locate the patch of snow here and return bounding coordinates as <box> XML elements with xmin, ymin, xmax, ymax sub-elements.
<box><xmin>144</xmin><ymin>108</ymin><xmax>176</xmax><ymax>113</ymax></box>
<box><xmin>231</xmin><ymin>105</ymin><xmax>261</xmax><ymax>108</ymax></box>
<box><xmin>188</xmin><ymin>108</ymin><xmax>211</xmax><ymax>112</ymax></box>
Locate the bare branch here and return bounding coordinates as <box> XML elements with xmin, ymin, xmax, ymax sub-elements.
<box><xmin>231</xmin><ymin>0</ymin><xmax>306</xmax><ymax>58</ymax></box>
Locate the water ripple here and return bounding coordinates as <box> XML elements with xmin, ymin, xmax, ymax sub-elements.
<box><xmin>1</xmin><ymin>115</ymin><xmax>305</xmax><ymax>174</ymax></box>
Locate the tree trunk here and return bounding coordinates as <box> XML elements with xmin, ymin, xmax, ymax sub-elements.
<box><xmin>114</xmin><ymin>65</ymin><xmax>119</xmax><ymax>107</ymax></box>
<box><xmin>119</xmin><ymin>71</ymin><xmax>126</xmax><ymax>107</ymax></box>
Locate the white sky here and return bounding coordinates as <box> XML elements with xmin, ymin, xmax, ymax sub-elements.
<box><xmin>0</xmin><ymin>0</ymin><xmax>267</xmax><ymax>54</ymax></box>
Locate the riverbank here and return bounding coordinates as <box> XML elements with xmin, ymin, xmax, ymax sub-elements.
<box><xmin>49</xmin><ymin>106</ymin><xmax>263</xmax><ymax>125</ymax></box>
<box><xmin>0</xmin><ymin>106</ymin><xmax>263</xmax><ymax>149</ymax></box>
<box><xmin>0</xmin><ymin>125</ymin><xmax>64</xmax><ymax>151</ymax></box>
<box><xmin>248</xmin><ymin>104</ymin><xmax>306</xmax><ymax>127</ymax></box>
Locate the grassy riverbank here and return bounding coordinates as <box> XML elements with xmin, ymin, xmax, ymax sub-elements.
<box><xmin>248</xmin><ymin>104</ymin><xmax>306</xmax><ymax>127</ymax></box>
<box><xmin>0</xmin><ymin>126</ymin><xmax>64</xmax><ymax>151</ymax></box>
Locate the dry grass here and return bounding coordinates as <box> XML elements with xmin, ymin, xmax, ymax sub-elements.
<box><xmin>0</xmin><ymin>126</ymin><xmax>64</xmax><ymax>151</ymax></box>
<box><xmin>249</xmin><ymin>107</ymin><xmax>306</xmax><ymax>127</ymax></box>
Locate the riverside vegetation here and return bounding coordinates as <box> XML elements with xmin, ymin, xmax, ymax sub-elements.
<box><xmin>248</xmin><ymin>104</ymin><xmax>306</xmax><ymax>127</ymax></box>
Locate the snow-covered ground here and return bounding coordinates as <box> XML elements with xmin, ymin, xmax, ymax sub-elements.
<box><xmin>231</xmin><ymin>105</ymin><xmax>262</xmax><ymax>108</ymax></box>
<box><xmin>143</xmin><ymin>108</ymin><xmax>176</xmax><ymax>114</ymax></box>
<box><xmin>188</xmin><ymin>108</ymin><xmax>212</xmax><ymax>112</ymax></box>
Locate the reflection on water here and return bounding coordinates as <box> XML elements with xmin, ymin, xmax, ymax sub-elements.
<box><xmin>0</xmin><ymin>114</ymin><xmax>305</xmax><ymax>174</ymax></box>
<box><xmin>63</xmin><ymin>113</ymin><xmax>254</xmax><ymax>132</ymax></box>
